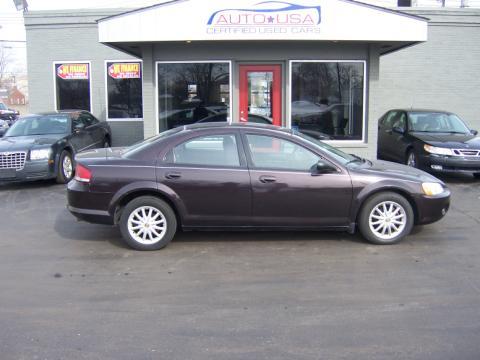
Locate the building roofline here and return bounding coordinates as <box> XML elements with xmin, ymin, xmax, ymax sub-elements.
<box><xmin>97</xmin><ymin>0</ymin><xmax>429</xmax><ymax>24</ymax></box>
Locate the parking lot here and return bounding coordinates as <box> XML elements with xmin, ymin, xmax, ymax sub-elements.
<box><xmin>0</xmin><ymin>175</ymin><xmax>479</xmax><ymax>360</ymax></box>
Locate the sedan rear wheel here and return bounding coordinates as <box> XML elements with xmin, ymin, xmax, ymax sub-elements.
<box><xmin>119</xmin><ymin>196</ymin><xmax>177</xmax><ymax>251</ymax></box>
<box><xmin>358</xmin><ymin>192</ymin><xmax>414</xmax><ymax>245</ymax></box>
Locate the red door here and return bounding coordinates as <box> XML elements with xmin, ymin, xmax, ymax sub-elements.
<box><xmin>239</xmin><ymin>65</ymin><xmax>282</xmax><ymax>126</ymax></box>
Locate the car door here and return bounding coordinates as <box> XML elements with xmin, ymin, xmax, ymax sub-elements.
<box><xmin>81</xmin><ymin>112</ymin><xmax>104</xmax><ymax>149</ymax></box>
<box><xmin>69</xmin><ymin>112</ymin><xmax>93</xmax><ymax>153</ymax></box>
<box><xmin>378</xmin><ymin>110</ymin><xmax>398</xmax><ymax>160</ymax></box>
<box><xmin>242</xmin><ymin>132</ymin><xmax>353</xmax><ymax>227</ymax></box>
<box><xmin>384</xmin><ymin>111</ymin><xmax>410</xmax><ymax>163</ymax></box>
<box><xmin>157</xmin><ymin>130</ymin><xmax>253</xmax><ymax>227</ymax></box>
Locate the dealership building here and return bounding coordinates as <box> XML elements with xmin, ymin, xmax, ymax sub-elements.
<box><xmin>24</xmin><ymin>0</ymin><xmax>480</xmax><ymax>158</ymax></box>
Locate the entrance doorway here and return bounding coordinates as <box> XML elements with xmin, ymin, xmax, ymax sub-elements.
<box><xmin>239</xmin><ymin>65</ymin><xmax>282</xmax><ymax>126</ymax></box>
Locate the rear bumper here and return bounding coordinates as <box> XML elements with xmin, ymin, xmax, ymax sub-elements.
<box><xmin>0</xmin><ymin>160</ymin><xmax>56</xmax><ymax>182</ymax></box>
<box><xmin>414</xmin><ymin>189</ymin><xmax>451</xmax><ymax>225</ymax></box>
<box><xmin>67</xmin><ymin>180</ymin><xmax>114</xmax><ymax>225</ymax></box>
<box><xmin>419</xmin><ymin>154</ymin><xmax>480</xmax><ymax>174</ymax></box>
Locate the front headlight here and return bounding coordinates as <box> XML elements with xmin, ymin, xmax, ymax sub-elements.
<box><xmin>30</xmin><ymin>148</ymin><xmax>52</xmax><ymax>160</ymax></box>
<box><xmin>424</xmin><ymin>144</ymin><xmax>453</xmax><ymax>156</ymax></box>
<box><xmin>422</xmin><ymin>182</ymin><xmax>444</xmax><ymax>196</ymax></box>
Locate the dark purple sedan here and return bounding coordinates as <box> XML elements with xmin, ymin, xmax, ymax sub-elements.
<box><xmin>67</xmin><ymin>123</ymin><xmax>450</xmax><ymax>250</ymax></box>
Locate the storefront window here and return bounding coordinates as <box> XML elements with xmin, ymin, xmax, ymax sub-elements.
<box><xmin>291</xmin><ymin>61</ymin><xmax>365</xmax><ymax>141</ymax></box>
<box><xmin>54</xmin><ymin>62</ymin><xmax>91</xmax><ymax>111</ymax></box>
<box><xmin>106</xmin><ymin>61</ymin><xmax>143</xmax><ymax>119</ymax></box>
<box><xmin>157</xmin><ymin>62</ymin><xmax>230</xmax><ymax>131</ymax></box>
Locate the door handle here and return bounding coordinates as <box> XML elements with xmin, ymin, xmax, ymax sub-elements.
<box><xmin>165</xmin><ymin>172</ymin><xmax>182</xmax><ymax>180</ymax></box>
<box><xmin>259</xmin><ymin>175</ymin><xmax>277</xmax><ymax>183</ymax></box>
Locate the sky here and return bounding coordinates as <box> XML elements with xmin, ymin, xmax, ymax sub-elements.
<box><xmin>0</xmin><ymin>0</ymin><xmax>164</xmax><ymax>74</ymax></box>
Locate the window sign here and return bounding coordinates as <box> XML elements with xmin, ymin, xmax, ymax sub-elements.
<box><xmin>55</xmin><ymin>62</ymin><xmax>91</xmax><ymax>111</ymax></box>
<box><xmin>106</xmin><ymin>61</ymin><xmax>143</xmax><ymax>119</ymax></box>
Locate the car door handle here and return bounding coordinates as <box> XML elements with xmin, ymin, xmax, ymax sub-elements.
<box><xmin>165</xmin><ymin>172</ymin><xmax>182</xmax><ymax>180</ymax></box>
<box><xmin>259</xmin><ymin>175</ymin><xmax>277</xmax><ymax>183</ymax></box>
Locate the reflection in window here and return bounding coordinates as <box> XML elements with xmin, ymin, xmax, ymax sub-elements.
<box><xmin>157</xmin><ymin>63</ymin><xmax>230</xmax><ymax>131</ymax></box>
<box><xmin>291</xmin><ymin>62</ymin><xmax>364</xmax><ymax>141</ymax></box>
<box><xmin>55</xmin><ymin>63</ymin><xmax>91</xmax><ymax>111</ymax></box>
<box><xmin>169</xmin><ymin>134</ymin><xmax>240</xmax><ymax>167</ymax></box>
<box><xmin>106</xmin><ymin>62</ymin><xmax>143</xmax><ymax>119</ymax></box>
<box><xmin>246</xmin><ymin>134</ymin><xmax>319</xmax><ymax>171</ymax></box>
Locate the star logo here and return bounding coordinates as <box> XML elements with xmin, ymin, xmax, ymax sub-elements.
<box><xmin>267</xmin><ymin>16</ymin><xmax>275</xmax><ymax>23</ymax></box>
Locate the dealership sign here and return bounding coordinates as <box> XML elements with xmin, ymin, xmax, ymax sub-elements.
<box><xmin>98</xmin><ymin>0</ymin><xmax>428</xmax><ymax>43</ymax></box>
<box><xmin>57</xmin><ymin>63</ymin><xmax>89</xmax><ymax>80</ymax></box>
<box><xmin>108</xmin><ymin>62</ymin><xmax>141</xmax><ymax>79</ymax></box>
<box><xmin>207</xmin><ymin>1</ymin><xmax>321</xmax><ymax>35</ymax></box>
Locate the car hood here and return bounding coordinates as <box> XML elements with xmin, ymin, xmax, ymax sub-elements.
<box><xmin>350</xmin><ymin>159</ymin><xmax>442</xmax><ymax>184</ymax></box>
<box><xmin>411</xmin><ymin>132</ymin><xmax>480</xmax><ymax>149</ymax></box>
<box><xmin>0</xmin><ymin>134</ymin><xmax>65</xmax><ymax>152</ymax></box>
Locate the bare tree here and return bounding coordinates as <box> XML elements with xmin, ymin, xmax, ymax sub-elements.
<box><xmin>0</xmin><ymin>46</ymin><xmax>12</xmax><ymax>88</ymax></box>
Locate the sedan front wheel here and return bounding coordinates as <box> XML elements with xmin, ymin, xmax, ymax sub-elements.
<box><xmin>56</xmin><ymin>150</ymin><xmax>74</xmax><ymax>184</ymax></box>
<box><xmin>358</xmin><ymin>192</ymin><xmax>414</xmax><ymax>245</ymax></box>
<box><xmin>119</xmin><ymin>196</ymin><xmax>177</xmax><ymax>251</ymax></box>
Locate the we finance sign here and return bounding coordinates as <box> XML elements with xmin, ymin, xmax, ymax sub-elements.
<box><xmin>206</xmin><ymin>1</ymin><xmax>322</xmax><ymax>35</ymax></box>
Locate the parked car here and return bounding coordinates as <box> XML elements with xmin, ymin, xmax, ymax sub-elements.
<box><xmin>67</xmin><ymin>122</ymin><xmax>450</xmax><ymax>251</ymax></box>
<box><xmin>0</xmin><ymin>102</ymin><xmax>20</xmax><ymax>123</ymax></box>
<box><xmin>378</xmin><ymin>109</ymin><xmax>480</xmax><ymax>178</ymax></box>
<box><xmin>0</xmin><ymin>119</ymin><xmax>9</xmax><ymax>137</ymax></box>
<box><xmin>0</xmin><ymin>110</ymin><xmax>111</xmax><ymax>183</ymax></box>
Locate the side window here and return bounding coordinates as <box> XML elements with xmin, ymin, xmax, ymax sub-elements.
<box><xmin>393</xmin><ymin>112</ymin><xmax>407</xmax><ymax>130</ymax></box>
<box><xmin>71</xmin><ymin>112</ymin><xmax>86</xmax><ymax>130</ymax></box>
<box><xmin>246</xmin><ymin>134</ymin><xmax>320</xmax><ymax>172</ymax></box>
<box><xmin>80</xmin><ymin>113</ymin><xmax>95</xmax><ymax>127</ymax></box>
<box><xmin>382</xmin><ymin>111</ymin><xmax>398</xmax><ymax>130</ymax></box>
<box><xmin>168</xmin><ymin>134</ymin><xmax>240</xmax><ymax>167</ymax></box>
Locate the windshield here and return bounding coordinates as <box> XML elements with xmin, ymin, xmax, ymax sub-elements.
<box><xmin>293</xmin><ymin>130</ymin><xmax>357</xmax><ymax>165</ymax></box>
<box><xmin>0</xmin><ymin>103</ymin><xmax>7</xmax><ymax>110</ymax></box>
<box><xmin>123</xmin><ymin>127</ymin><xmax>183</xmax><ymax>157</ymax></box>
<box><xmin>408</xmin><ymin>112</ymin><xmax>470</xmax><ymax>133</ymax></box>
<box><xmin>5</xmin><ymin>115</ymin><xmax>69</xmax><ymax>137</ymax></box>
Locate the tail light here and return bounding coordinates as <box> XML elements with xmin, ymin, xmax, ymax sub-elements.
<box><xmin>74</xmin><ymin>164</ymin><xmax>92</xmax><ymax>183</ymax></box>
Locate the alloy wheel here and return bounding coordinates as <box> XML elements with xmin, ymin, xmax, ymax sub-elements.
<box><xmin>368</xmin><ymin>201</ymin><xmax>407</xmax><ymax>240</ymax></box>
<box><xmin>63</xmin><ymin>155</ymin><xmax>73</xmax><ymax>179</ymax></box>
<box><xmin>407</xmin><ymin>152</ymin><xmax>416</xmax><ymax>167</ymax></box>
<box><xmin>127</xmin><ymin>206</ymin><xmax>167</xmax><ymax>245</ymax></box>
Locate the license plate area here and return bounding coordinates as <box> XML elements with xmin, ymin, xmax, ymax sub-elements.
<box><xmin>0</xmin><ymin>168</ymin><xmax>16</xmax><ymax>179</ymax></box>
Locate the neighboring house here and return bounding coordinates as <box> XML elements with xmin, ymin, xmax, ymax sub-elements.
<box><xmin>8</xmin><ymin>87</ymin><xmax>26</xmax><ymax>105</ymax></box>
<box><xmin>0</xmin><ymin>89</ymin><xmax>8</xmax><ymax>104</ymax></box>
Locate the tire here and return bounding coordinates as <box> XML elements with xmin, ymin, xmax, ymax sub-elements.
<box><xmin>56</xmin><ymin>150</ymin><xmax>74</xmax><ymax>184</ymax></box>
<box><xmin>358</xmin><ymin>192</ymin><xmax>414</xmax><ymax>245</ymax></box>
<box><xmin>104</xmin><ymin>137</ymin><xmax>111</xmax><ymax>148</ymax></box>
<box><xmin>406</xmin><ymin>149</ymin><xmax>417</xmax><ymax>168</ymax></box>
<box><xmin>119</xmin><ymin>196</ymin><xmax>177</xmax><ymax>251</ymax></box>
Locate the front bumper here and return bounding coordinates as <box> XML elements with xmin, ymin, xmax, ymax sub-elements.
<box><xmin>0</xmin><ymin>160</ymin><xmax>56</xmax><ymax>182</ymax></box>
<box><xmin>419</xmin><ymin>154</ymin><xmax>480</xmax><ymax>174</ymax></box>
<box><xmin>67</xmin><ymin>180</ymin><xmax>114</xmax><ymax>225</ymax></box>
<box><xmin>414</xmin><ymin>189</ymin><xmax>451</xmax><ymax>225</ymax></box>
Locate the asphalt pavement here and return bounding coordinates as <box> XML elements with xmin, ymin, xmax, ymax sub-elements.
<box><xmin>0</xmin><ymin>175</ymin><xmax>479</xmax><ymax>360</ymax></box>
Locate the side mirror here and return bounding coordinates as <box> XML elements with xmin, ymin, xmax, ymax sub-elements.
<box><xmin>392</xmin><ymin>126</ymin><xmax>405</xmax><ymax>134</ymax></box>
<box><xmin>311</xmin><ymin>159</ymin><xmax>337</xmax><ymax>176</ymax></box>
<box><xmin>471</xmin><ymin>129</ymin><xmax>478</xmax><ymax>136</ymax></box>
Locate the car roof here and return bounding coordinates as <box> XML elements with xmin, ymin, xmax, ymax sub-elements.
<box><xmin>20</xmin><ymin>110</ymin><xmax>89</xmax><ymax>119</ymax></box>
<box><xmin>391</xmin><ymin>109</ymin><xmax>454</xmax><ymax>115</ymax></box>
<box><xmin>181</xmin><ymin>121</ymin><xmax>292</xmax><ymax>134</ymax></box>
